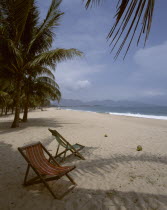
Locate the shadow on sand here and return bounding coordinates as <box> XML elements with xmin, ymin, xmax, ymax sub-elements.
<box><xmin>0</xmin><ymin>141</ymin><xmax>167</xmax><ymax>210</ymax></box>
<box><xmin>0</xmin><ymin>117</ymin><xmax>78</xmax><ymax>135</ymax></box>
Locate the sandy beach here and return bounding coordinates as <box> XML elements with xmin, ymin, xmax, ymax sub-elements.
<box><xmin>0</xmin><ymin>107</ymin><xmax>167</xmax><ymax>210</ymax></box>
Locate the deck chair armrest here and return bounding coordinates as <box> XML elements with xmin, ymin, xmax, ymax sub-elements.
<box><xmin>66</xmin><ymin>141</ymin><xmax>75</xmax><ymax>150</ymax></box>
<box><xmin>76</xmin><ymin>143</ymin><xmax>85</xmax><ymax>148</ymax></box>
<box><xmin>67</xmin><ymin>142</ymin><xmax>72</xmax><ymax>149</ymax></box>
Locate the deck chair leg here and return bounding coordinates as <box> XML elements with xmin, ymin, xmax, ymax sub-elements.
<box><xmin>70</xmin><ymin>149</ymin><xmax>85</xmax><ymax>160</ymax></box>
<box><xmin>66</xmin><ymin>174</ymin><xmax>76</xmax><ymax>185</ymax></box>
<box><xmin>24</xmin><ymin>164</ymin><xmax>30</xmax><ymax>185</ymax></box>
<box><xmin>55</xmin><ymin>149</ymin><xmax>68</xmax><ymax>158</ymax></box>
<box><xmin>62</xmin><ymin>149</ymin><xmax>67</xmax><ymax>162</ymax></box>
<box><xmin>75</xmin><ymin>153</ymin><xmax>85</xmax><ymax>160</ymax></box>
<box><xmin>70</xmin><ymin>149</ymin><xmax>78</xmax><ymax>157</ymax></box>
<box><xmin>18</xmin><ymin>142</ymin><xmax>76</xmax><ymax>200</ymax></box>
<box><xmin>29</xmin><ymin>167</ymin><xmax>58</xmax><ymax>199</ymax></box>
<box><xmin>55</xmin><ymin>144</ymin><xmax>60</xmax><ymax>157</ymax></box>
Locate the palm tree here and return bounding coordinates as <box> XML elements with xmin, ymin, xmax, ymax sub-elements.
<box><xmin>21</xmin><ymin>64</ymin><xmax>56</xmax><ymax>122</ymax></box>
<box><xmin>33</xmin><ymin>77</ymin><xmax>61</xmax><ymax>110</ymax></box>
<box><xmin>0</xmin><ymin>68</ymin><xmax>15</xmax><ymax>115</ymax></box>
<box><xmin>1</xmin><ymin>0</ymin><xmax>83</xmax><ymax>128</ymax></box>
<box><xmin>0</xmin><ymin>91</ymin><xmax>9</xmax><ymax>115</ymax></box>
<box><xmin>84</xmin><ymin>0</ymin><xmax>155</xmax><ymax>59</ymax></box>
<box><xmin>22</xmin><ymin>73</ymin><xmax>61</xmax><ymax>122</ymax></box>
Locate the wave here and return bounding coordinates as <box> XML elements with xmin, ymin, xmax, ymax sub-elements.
<box><xmin>59</xmin><ymin>108</ymin><xmax>167</xmax><ymax>120</ymax></box>
<box><xmin>108</xmin><ymin>112</ymin><xmax>167</xmax><ymax>120</ymax></box>
<box><xmin>64</xmin><ymin>108</ymin><xmax>95</xmax><ymax>113</ymax></box>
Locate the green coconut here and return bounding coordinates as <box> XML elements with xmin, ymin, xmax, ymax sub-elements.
<box><xmin>137</xmin><ymin>145</ymin><xmax>142</xmax><ymax>151</ymax></box>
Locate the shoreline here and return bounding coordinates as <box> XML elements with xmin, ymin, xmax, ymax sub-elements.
<box><xmin>59</xmin><ymin>107</ymin><xmax>167</xmax><ymax>121</ymax></box>
<box><xmin>0</xmin><ymin>108</ymin><xmax>167</xmax><ymax>209</ymax></box>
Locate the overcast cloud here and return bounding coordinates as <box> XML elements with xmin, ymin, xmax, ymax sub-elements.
<box><xmin>38</xmin><ymin>0</ymin><xmax>167</xmax><ymax>105</ymax></box>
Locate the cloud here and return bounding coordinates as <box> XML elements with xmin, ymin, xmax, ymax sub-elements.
<box><xmin>76</xmin><ymin>80</ymin><xmax>91</xmax><ymax>88</ymax></box>
<box><xmin>142</xmin><ymin>90</ymin><xmax>166</xmax><ymax>97</ymax></box>
<box><xmin>58</xmin><ymin>78</ymin><xmax>91</xmax><ymax>91</ymax></box>
<box><xmin>55</xmin><ymin>59</ymin><xmax>104</xmax><ymax>92</ymax></box>
<box><xmin>134</xmin><ymin>41</ymin><xmax>167</xmax><ymax>74</ymax></box>
<box><xmin>132</xmin><ymin>41</ymin><xmax>167</xmax><ymax>84</ymax></box>
<box><xmin>38</xmin><ymin>1</ymin><xmax>167</xmax><ymax>105</ymax></box>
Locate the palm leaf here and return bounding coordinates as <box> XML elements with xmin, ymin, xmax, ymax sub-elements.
<box><xmin>26</xmin><ymin>48</ymin><xmax>83</xmax><ymax>69</ymax></box>
<box><xmin>33</xmin><ymin>79</ymin><xmax>61</xmax><ymax>101</ymax></box>
<box><xmin>0</xmin><ymin>90</ymin><xmax>10</xmax><ymax>105</ymax></box>
<box><xmin>27</xmin><ymin>0</ymin><xmax>64</xmax><ymax>53</ymax></box>
<box><xmin>0</xmin><ymin>35</ymin><xmax>23</xmax><ymax>70</ymax></box>
<box><xmin>20</xmin><ymin>1</ymin><xmax>39</xmax><ymax>49</ymax></box>
<box><xmin>10</xmin><ymin>0</ymin><xmax>34</xmax><ymax>43</ymax></box>
<box><xmin>35</xmin><ymin>67</ymin><xmax>55</xmax><ymax>80</ymax></box>
<box><xmin>7</xmin><ymin>39</ymin><xmax>23</xmax><ymax>67</ymax></box>
<box><xmin>37</xmin><ymin>76</ymin><xmax>59</xmax><ymax>88</ymax></box>
<box><xmin>84</xmin><ymin>0</ymin><xmax>155</xmax><ymax>59</ymax></box>
<box><xmin>84</xmin><ymin>0</ymin><xmax>102</xmax><ymax>8</ymax></box>
<box><xmin>26</xmin><ymin>65</ymin><xmax>55</xmax><ymax>80</ymax></box>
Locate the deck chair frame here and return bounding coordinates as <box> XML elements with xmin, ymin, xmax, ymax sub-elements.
<box><xmin>48</xmin><ymin>128</ymin><xmax>85</xmax><ymax>161</ymax></box>
<box><xmin>18</xmin><ymin>142</ymin><xmax>76</xmax><ymax>199</ymax></box>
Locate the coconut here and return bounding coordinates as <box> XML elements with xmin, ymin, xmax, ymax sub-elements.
<box><xmin>137</xmin><ymin>145</ymin><xmax>142</xmax><ymax>151</ymax></box>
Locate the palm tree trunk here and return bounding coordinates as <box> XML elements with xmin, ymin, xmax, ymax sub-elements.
<box><xmin>12</xmin><ymin>106</ymin><xmax>14</xmax><ymax>114</ymax></box>
<box><xmin>1</xmin><ymin>107</ymin><xmax>3</xmax><ymax>115</ymax></box>
<box><xmin>5</xmin><ymin>106</ymin><xmax>8</xmax><ymax>115</ymax></box>
<box><xmin>11</xmin><ymin>78</ymin><xmax>22</xmax><ymax>128</ymax></box>
<box><xmin>22</xmin><ymin>93</ymin><xmax>29</xmax><ymax>122</ymax></box>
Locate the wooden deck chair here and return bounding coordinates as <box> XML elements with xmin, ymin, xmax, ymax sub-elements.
<box><xmin>18</xmin><ymin>142</ymin><xmax>76</xmax><ymax>199</ymax></box>
<box><xmin>48</xmin><ymin>128</ymin><xmax>85</xmax><ymax>161</ymax></box>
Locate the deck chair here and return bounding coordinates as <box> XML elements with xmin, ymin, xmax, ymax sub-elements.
<box><xmin>48</xmin><ymin>128</ymin><xmax>85</xmax><ymax>161</ymax></box>
<box><xmin>18</xmin><ymin>142</ymin><xmax>76</xmax><ymax>199</ymax></box>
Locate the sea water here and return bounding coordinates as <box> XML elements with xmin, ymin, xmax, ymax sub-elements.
<box><xmin>61</xmin><ymin>106</ymin><xmax>167</xmax><ymax>120</ymax></box>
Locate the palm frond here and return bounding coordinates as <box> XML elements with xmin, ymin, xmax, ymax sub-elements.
<box><xmin>108</xmin><ymin>0</ymin><xmax>155</xmax><ymax>59</ymax></box>
<box><xmin>33</xmin><ymin>79</ymin><xmax>61</xmax><ymax>101</ymax></box>
<box><xmin>28</xmin><ymin>29</ymin><xmax>54</xmax><ymax>55</ymax></box>
<box><xmin>27</xmin><ymin>0</ymin><xmax>64</xmax><ymax>53</ymax></box>
<box><xmin>20</xmin><ymin>1</ymin><xmax>39</xmax><ymax>48</ymax></box>
<box><xmin>0</xmin><ymin>90</ymin><xmax>8</xmax><ymax>97</ymax></box>
<box><xmin>0</xmin><ymin>90</ymin><xmax>12</xmax><ymax>105</ymax></box>
<box><xmin>35</xmin><ymin>67</ymin><xmax>55</xmax><ymax>80</ymax></box>
<box><xmin>26</xmin><ymin>65</ymin><xmax>55</xmax><ymax>80</ymax></box>
<box><xmin>37</xmin><ymin>76</ymin><xmax>59</xmax><ymax>88</ymax></box>
<box><xmin>26</xmin><ymin>48</ymin><xmax>83</xmax><ymax>69</ymax></box>
<box><xmin>84</xmin><ymin>0</ymin><xmax>102</xmax><ymax>8</ymax></box>
<box><xmin>0</xmin><ymin>34</ymin><xmax>23</xmax><ymax>70</ymax></box>
<box><xmin>84</xmin><ymin>0</ymin><xmax>155</xmax><ymax>59</ymax></box>
<box><xmin>41</xmin><ymin>0</ymin><xmax>63</xmax><ymax>30</ymax></box>
<box><xmin>7</xmin><ymin>39</ymin><xmax>23</xmax><ymax>67</ymax></box>
<box><xmin>11</xmin><ymin>0</ymin><xmax>34</xmax><ymax>43</ymax></box>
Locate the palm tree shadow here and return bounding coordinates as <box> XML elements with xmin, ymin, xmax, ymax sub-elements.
<box><xmin>74</xmin><ymin>153</ymin><xmax>167</xmax><ymax>177</ymax></box>
<box><xmin>0</xmin><ymin>141</ymin><xmax>167</xmax><ymax>210</ymax></box>
<box><xmin>0</xmin><ymin>117</ymin><xmax>78</xmax><ymax>134</ymax></box>
<box><xmin>69</xmin><ymin>188</ymin><xmax>167</xmax><ymax>210</ymax></box>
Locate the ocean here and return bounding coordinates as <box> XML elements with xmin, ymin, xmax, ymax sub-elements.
<box><xmin>60</xmin><ymin>106</ymin><xmax>167</xmax><ymax>120</ymax></box>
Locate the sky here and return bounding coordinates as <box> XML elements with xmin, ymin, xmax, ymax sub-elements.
<box><xmin>38</xmin><ymin>0</ymin><xmax>167</xmax><ymax>105</ymax></box>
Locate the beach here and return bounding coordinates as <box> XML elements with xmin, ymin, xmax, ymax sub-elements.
<box><xmin>0</xmin><ymin>107</ymin><xmax>167</xmax><ymax>210</ymax></box>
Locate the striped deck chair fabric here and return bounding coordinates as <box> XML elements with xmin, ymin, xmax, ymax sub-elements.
<box><xmin>48</xmin><ymin>128</ymin><xmax>85</xmax><ymax>161</ymax></box>
<box><xmin>18</xmin><ymin>142</ymin><xmax>76</xmax><ymax>199</ymax></box>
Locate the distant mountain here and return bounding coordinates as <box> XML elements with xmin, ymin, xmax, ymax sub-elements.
<box><xmin>52</xmin><ymin>99</ymin><xmax>85</xmax><ymax>106</ymax></box>
<box><xmin>51</xmin><ymin>98</ymin><xmax>158</xmax><ymax>107</ymax></box>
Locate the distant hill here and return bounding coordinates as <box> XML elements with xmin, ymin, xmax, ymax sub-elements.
<box><xmin>51</xmin><ymin>98</ymin><xmax>158</xmax><ymax>107</ymax></box>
